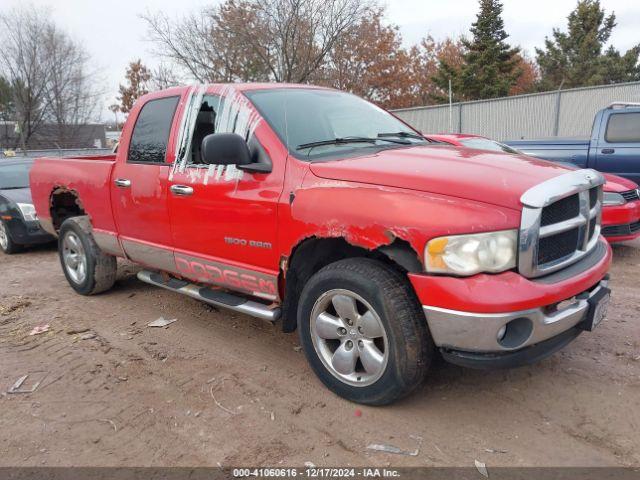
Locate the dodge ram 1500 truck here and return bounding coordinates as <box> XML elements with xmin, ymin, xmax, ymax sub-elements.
<box><xmin>505</xmin><ymin>102</ymin><xmax>640</xmax><ymax>184</ymax></box>
<box><xmin>30</xmin><ymin>84</ymin><xmax>612</xmax><ymax>405</ymax></box>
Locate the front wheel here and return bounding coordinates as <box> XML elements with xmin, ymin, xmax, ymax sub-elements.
<box><xmin>58</xmin><ymin>216</ymin><xmax>117</xmax><ymax>295</ymax></box>
<box><xmin>297</xmin><ymin>258</ymin><xmax>434</xmax><ymax>405</ymax></box>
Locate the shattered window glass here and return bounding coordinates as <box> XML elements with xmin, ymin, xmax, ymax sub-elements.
<box><xmin>188</xmin><ymin>95</ymin><xmax>224</xmax><ymax>165</ymax></box>
<box><xmin>128</xmin><ymin>96</ymin><xmax>180</xmax><ymax>164</ymax></box>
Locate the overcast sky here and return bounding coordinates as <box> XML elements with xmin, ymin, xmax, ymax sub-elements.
<box><xmin>2</xmin><ymin>0</ymin><xmax>639</xmax><ymax>118</ymax></box>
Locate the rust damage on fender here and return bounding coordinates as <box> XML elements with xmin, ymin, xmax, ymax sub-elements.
<box><xmin>289</xmin><ymin>185</ymin><xmax>423</xmax><ymax>256</ymax></box>
<box><xmin>49</xmin><ymin>185</ymin><xmax>88</xmax><ymax>231</ymax></box>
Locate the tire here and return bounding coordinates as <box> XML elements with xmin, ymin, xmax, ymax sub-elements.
<box><xmin>297</xmin><ymin>258</ymin><xmax>434</xmax><ymax>405</ymax></box>
<box><xmin>58</xmin><ymin>216</ymin><xmax>117</xmax><ymax>295</ymax></box>
<box><xmin>0</xmin><ymin>220</ymin><xmax>22</xmax><ymax>254</ymax></box>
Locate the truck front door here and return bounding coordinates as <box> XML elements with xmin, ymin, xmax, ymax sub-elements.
<box><xmin>111</xmin><ymin>93</ymin><xmax>184</xmax><ymax>271</ymax></box>
<box><xmin>594</xmin><ymin>109</ymin><xmax>640</xmax><ymax>184</ymax></box>
<box><xmin>167</xmin><ymin>88</ymin><xmax>287</xmax><ymax>301</ymax></box>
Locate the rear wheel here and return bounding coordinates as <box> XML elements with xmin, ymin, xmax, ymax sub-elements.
<box><xmin>58</xmin><ymin>216</ymin><xmax>117</xmax><ymax>295</ymax></box>
<box><xmin>298</xmin><ymin>258</ymin><xmax>434</xmax><ymax>405</ymax></box>
<box><xmin>0</xmin><ymin>220</ymin><xmax>21</xmax><ymax>254</ymax></box>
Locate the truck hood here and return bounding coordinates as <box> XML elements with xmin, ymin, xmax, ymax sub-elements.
<box><xmin>602</xmin><ymin>173</ymin><xmax>638</xmax><ymax>192</ymax></box>
<box><xmin>309</xmin><ymin>145</ymin><xmax>574</xmax><ymax>209</ymax></box>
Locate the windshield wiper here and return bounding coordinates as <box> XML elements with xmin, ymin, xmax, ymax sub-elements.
<box><xmin>377</xmin><ymin>131</ymin><xmax>426</xmax><ymax>141</ymax></box>
<box><xmin>297</xmin><ymin>136</ymin><xmax>410</xmax><ymax>150</ymax></box>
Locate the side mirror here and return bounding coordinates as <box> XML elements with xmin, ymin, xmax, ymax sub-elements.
<box><xmin>200</xmin><ymin>133</ymin><xmax>273</xmax><ymax>174</ymax></box>
<box><xmin>201</xmin><ymin>133</ymin><xmax>252</xmax><ymax>166</ymax></box>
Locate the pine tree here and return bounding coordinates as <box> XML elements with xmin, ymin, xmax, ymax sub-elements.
<box><xmin>432</xmin><ymin>0</ymin><xmax>520</xmax><ymax>102</ymax></box>
<box><xmin>536</xmin><ymin>0</ymin><xmax>640</xmax><ymax>90</ymax></box>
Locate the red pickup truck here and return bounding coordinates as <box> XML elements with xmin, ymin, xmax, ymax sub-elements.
<box><xmin>30</xmin><ymin>84</ymin><xmax>612</xmax><ymax>405</ymax></box>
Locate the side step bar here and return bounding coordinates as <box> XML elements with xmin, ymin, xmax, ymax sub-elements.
<box><xmin>137</xmin><ymin>270</ymin><xmax>281</xmax><ymax>323</ymax></box>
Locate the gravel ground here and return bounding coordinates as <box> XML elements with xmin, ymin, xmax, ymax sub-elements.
<box><xmin>0</xmin><ymin>240</ymin><xmax>639</xmax><ymax>467</ymax></box>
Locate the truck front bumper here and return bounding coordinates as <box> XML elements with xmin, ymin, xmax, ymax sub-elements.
<box><xmin>5</xmin><ymin>217</ymin><xmax>55</xmax><ymax>246</ymax></box>
<box><xmin>601</xmin><ymin>199</ymin><xmax>640</xmax><ymax>242</ymax></box>
<box><xmin>408</xmin><ymin>239</ymin><xmax>612</xmax><ymax>368</ymax></box>
<box><xmin>424</xmin><ymin>278</ymin><xmax>609</xmax><ymax>368</ymax></box>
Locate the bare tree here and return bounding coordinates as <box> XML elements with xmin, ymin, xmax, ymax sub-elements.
<box><xmin>0</xmin><ymin>8</ymin><xmax>54</xmax><ymax>149</ymax></box>
<box><xmin>143</xmin><ymin>0</ymin><xmax>373</xmax><ymax>84</ymax></box>
<box><xmin>143</xmin><ymin>7</ymin><xmax>271</xmax><ymax>83</ymax></box>
<box><xmin>44</xmin><ymin>28</ymin><xmax>101</xmax><ymax>148</ymax></box>
<box><xmin>0</xmin><ymin>6</ymin><xmax>101</xmax><ymax>150</ymax></box>
<box><xmin>150</xmin><ymin>63</ymin><xmax>184</xmax><ymax>91</ymax></box>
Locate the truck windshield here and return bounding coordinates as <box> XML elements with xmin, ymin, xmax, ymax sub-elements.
<box><xmin>245</xmin><ymin>88</ymin><xmax>427</xmax><ymax>160</ymax></box>
<box><xmin>0</xmin><ymin>162</ymin><xmax>31</xmax><ymax>189</ymax></box>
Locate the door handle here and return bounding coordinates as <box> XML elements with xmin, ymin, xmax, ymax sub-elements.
<box><xmin>601</xmin><ymin>148</ymin><xmax>615</xmax><ymax>154</ymax></box>
<box><xmin>170</xmin><ymin>185</ymin><xmax>194</xmax><ymax>196</ymax></box>
<box><xmin>114</xmin><ymin>178</ymin><xmax>131</xmax><ymax>188</ymax></box>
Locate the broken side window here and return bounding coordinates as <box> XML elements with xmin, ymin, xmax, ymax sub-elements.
<box><xmin>189</xmin><ymin>95</ymin><xmax>224</xmax><ymax>165</ymax></box>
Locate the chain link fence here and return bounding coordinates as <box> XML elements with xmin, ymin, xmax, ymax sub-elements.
<box><xmin>392</xmin><ymin>81</ymin><xmax>640</xmax><ymax>141</ymax></box>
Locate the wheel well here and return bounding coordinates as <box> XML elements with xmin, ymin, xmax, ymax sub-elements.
<box><xmin>50</xmin><ymin>188</ymin><xmax>86</xmax><ymax>231</ymax></box>
<box><xmin>280</xmin><ymin>237</ymin><xmax>422</xmax><ymax>333</ymax></box>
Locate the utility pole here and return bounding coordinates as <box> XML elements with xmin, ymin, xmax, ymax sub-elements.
<box><xmin>448</xmin><ymin>79</ymin><xmax>453</xmax><ymax>133</ymax></box>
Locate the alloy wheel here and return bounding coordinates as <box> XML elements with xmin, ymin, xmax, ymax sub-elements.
<box><xmin>0</xmin><ymin>222</ymin><xmax>8</xmax><ymax>251</ymax></box>
<box><xmin>62</xmin><ymin>231</ymin><xmax>87</xmax><ymax>284</ymax></box>
<box><xmin>310</xmin><ymin>289</ymin><xmax>389</xmax><ymax>387</ymax></box>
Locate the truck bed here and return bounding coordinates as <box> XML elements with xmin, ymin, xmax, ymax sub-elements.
<box><xmin>505</xmin><ymin>138</ymin><xmax>590</xmax><ymax>168</ymax></box>
<box><xmin>29</xmin><ymin>155</ymin><xmax>118</xmax><ymax>235</ymax></box>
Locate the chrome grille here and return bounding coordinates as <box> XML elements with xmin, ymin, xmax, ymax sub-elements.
<box><xmin>620</xmin><ymin>189</ymin><xmax>640</xmax><ymax>202</ymax></box>
<box><xmin>519</xmin><ymin>169</ymin><xmax>605</xmax><ymax>278</ymax></box>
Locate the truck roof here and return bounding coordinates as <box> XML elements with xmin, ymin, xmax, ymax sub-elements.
<box><xmin>139</xmin><ymin>83</ymin><xmax>335</xmax><ymax>103</ymax></box>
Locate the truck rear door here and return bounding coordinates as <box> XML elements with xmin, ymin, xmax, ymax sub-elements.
<box><xmin>111</xmin><ymin>93</ymin><xmax>183</xmax><ymax>270</ymax></box>
<box><xmin>594</xmin><ymin>109</ymin><xmax>640</xmax><ymax>184</ymax></box>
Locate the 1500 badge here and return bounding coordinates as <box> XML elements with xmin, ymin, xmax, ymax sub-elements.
<box><xmin>224</xmin><ymin>236</ymin><xmax>272</xmax><ymax>249</ymax></box>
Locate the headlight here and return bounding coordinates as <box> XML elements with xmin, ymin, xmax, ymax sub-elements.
<box><xmin>425</xmin><ymin>230</ymin><xmax>518</xmax><ymax>276</ymax></box>
<box><xmin>603</xmin><ymin>192</ymin><xmax>625</xmax><ymax>206</ymax></box>
<box><xmin>17</xmin><ymin>203</ymin><xmax>37</xmax><ymax>221</ymax></box>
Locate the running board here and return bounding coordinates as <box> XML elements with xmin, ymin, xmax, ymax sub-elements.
<box><xmin>136</xmin><ymin>270</ymin><xmax>281</xmax><ymax>323</ymax></box>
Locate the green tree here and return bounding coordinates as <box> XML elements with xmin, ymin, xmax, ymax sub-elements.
<box><xmin>432</xmin><ymin>0</ymin><xmax>520</xmax><ymax>103</ymax></box>
<box><xmin>536</xmin><ymin>0</ymin><xmax>640</xmax><ymax>90</ymax></box>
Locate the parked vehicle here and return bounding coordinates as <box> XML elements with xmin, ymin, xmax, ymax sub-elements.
<box><xmin>504</xmin><ymin>103</ymin><xmax>640</xmax><ymax>184</ymax></box>
<box><xmin>0</xmin><ymin>158</ymin><xmax>55</xmax><ymax>254</ymax></box>
<box><xmin>30</xmin><ymin>85</ymin><xmax>612</xmax><ymax>404</ymax></box>
<box><xmin>426</xmin><ymin>133</ymin><xmax>640</xmax><ymax>244</ymax></box>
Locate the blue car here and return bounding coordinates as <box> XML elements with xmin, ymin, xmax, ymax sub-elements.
<box><xmin>506</xmin><ymin>103</ymin><xmax>640</xmax><ymax>184</ymax></box>
<box><xmin>0</xmin><ymin>158</ymin><xmax>55</xmax><ymax>254</ymax></box>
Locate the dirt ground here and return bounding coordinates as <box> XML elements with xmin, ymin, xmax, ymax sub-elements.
<box><xmin>0</xmin><ymin>240</ymin><xmax>639</xmax><ymax>468</ymax></box>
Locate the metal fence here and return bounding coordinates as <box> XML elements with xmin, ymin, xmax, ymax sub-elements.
<box><xmin>392</xmin><ymin>81</ymin><xmax>640</xmax><ymax>141</ymax></box>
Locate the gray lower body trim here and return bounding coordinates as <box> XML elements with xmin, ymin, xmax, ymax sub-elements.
<box><xmin>93</xmin><ymin>230</ymin><xmax>125</xmax><ymax>257</ymax></box>
<box><xmin>423</xmin><ymin>278</ymin><xmax>608</xmax><ymax>352</ymax></box>
<box><xmin>121</xmin><ymin>238</ymin><xmax>178</xmax><ymax>273</ymax></box>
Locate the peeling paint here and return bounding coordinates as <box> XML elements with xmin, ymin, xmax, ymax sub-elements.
<box><xmin>287</xmin><ymin>181</ymin><xmax>521</xmax><ymax>264</ymax></box>
<box><xmin>170</xmin><ymin>85</ymin><xmax>261</xmax><ymax>186</ymax></box>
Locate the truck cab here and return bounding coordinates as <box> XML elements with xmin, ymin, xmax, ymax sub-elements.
<box><xmin>506</xmin><ymin>103</ymin><xmax>640</xmax><ymax>184</ymax></box>
<box><xmin>590</xmin><ymin>103</ymin><xmax>640</xmax><ymax>184</ymax></box>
